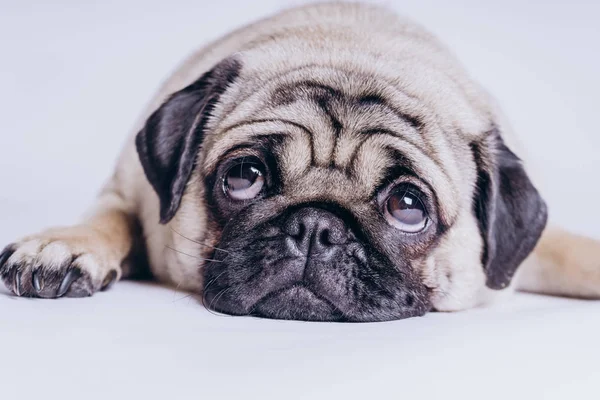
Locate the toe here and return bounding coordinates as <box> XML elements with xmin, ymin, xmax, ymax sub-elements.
<box><xmin>7</xmin><ymin>266</ymin><xmax>33</xmax><ymax>297</ymax></box>
<box><xmin>101</xmin><ymin>270</ymin><xmax>118</xmax><ymax>291</ymax></box>
<box><xmin>32</xmin><ymin>268</ymin><xmax>64</xmax><ymax>298</ymax></box>
<box><xmin>65</xmin><ymin>269</ymin><xmax>94</xmax><ymax>298</ymax></box>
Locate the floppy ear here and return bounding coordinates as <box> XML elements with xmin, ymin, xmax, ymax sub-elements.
<box><xmin>135</xmin><ymin>57</ymin><xmax>241</xmax><ymax>224</ymax></box>
<box><xmin>470</xmin><ymin>130</ymin><xmax>548</xmax><ymax>289</ymax></box>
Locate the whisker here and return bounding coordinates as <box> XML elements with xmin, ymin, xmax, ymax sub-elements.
<box><xmin>201</xmin><ymin>292</ymin><xmax>220</xmax><ymax>316</ymax></box>
<box><xmin>165</xmin><ymin>245</ymin><xmax>223</xmax><ymax>263</ymax></box>
<box><xmin>210</xmin><ymin>287</ymin><xmax>232</xmax><ymax>311</ymax></box>
<box><xmin>202</xmin><ymin>287</ymin><xmax>232</xmax><ymax>317</ymax></box>
<box><xmin>203</xmin><ymin>269</ymin><xmax>228</xmax><ymax>293</ymax></box>
<box><xmin>171</xmin><ymin>277</ymin><xmax>185</xmax><ymax>299</ymax></box>
<box><xmin>170</xmin><ymin>227</ymin><xmax>229</xmax><ymax>253</ymax></box>
<box><xmin>201</xmin><ymin>270</ymin><xmax>230</xmax><ymax>316</ymax></box>
<box><xmin>172</xmin><ymin>293</ymin><xmax>195</xmax><ymax>303</ymax></box>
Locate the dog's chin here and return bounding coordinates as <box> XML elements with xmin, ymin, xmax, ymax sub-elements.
<box><xmin>251</xmin><ymin>285</ymin><xmax>346</xmax><ymax>322</ymax></box>
<box><xmin>205</xmin><ymin>284</ymin><xmax>346</xmax><ymax>322</ymax></box>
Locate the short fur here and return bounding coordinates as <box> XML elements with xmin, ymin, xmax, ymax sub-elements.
<box><xmin>1</xmin><ymin>2</ymin><xmax>599</xmax><ymax>321</ymax></box>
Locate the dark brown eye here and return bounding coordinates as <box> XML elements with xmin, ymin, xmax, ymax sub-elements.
<box><xmin>385</xmin><ymin>188</ymin><xmax>428</xmax><ymax>233</ymax></box>
<box><xmin>223</xmin><ymin>161</ymin><xmax>265</xmax><ymax>200</ymax></box>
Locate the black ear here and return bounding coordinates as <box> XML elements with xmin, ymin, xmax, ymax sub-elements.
<box><xmin>135</xmin><ymin>58</ymin><xmax>241</xmax><ymax>223</ymax></box>
<box><xmin>471</xmin><ymin>131</ymin><xmax>548</xmax><ymax>289</ymax></box>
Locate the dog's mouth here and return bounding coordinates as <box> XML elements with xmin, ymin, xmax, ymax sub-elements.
<box><xmin>202</xmin><ymin>262</ymin><xmax>430</xmax><ymax>323</ymax></box>
<box><xmin>249</xmin><ymin>284</ymin><xmax>346</xmax><ymax>322</ymax></box>
<box><xmin>203</xmin><ymin>281</ymin><xmax>347</xmax><ymax>322</ymax></box>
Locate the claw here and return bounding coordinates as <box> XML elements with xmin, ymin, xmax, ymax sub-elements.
<box><xmin>0</xmin><ymin>245</ymin><xmax>15</xmax><ymax>269</ymax></box>
<box><xmin>32</xmin><ymin>270</ymin><xmax>44</xmax><ymax>292</ymax></box>
<box><xmin>13</xmin><ymin>270</ymin><xmax>22</xmax><ymax>297</ymax></box>
<box><xmin>57</xmin><ymin>268</ymin><xmax>82</xmax><ymax>298</ymax></box>
<box><xmin>101</xmin><ymin>270</ymin><xmax>117</xmax><ymax>291</ymax></box>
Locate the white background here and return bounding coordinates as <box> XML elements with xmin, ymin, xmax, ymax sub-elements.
<box><xmin>0</xmin><ymin>1</ymin><xmax>599</xmax><ymax>399</ymax></box>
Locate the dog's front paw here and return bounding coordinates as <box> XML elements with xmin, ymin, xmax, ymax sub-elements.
<box><xmin>0</xmin><ymin>227</ymin><xmax>120</xmax><ymax>298</ymax></box>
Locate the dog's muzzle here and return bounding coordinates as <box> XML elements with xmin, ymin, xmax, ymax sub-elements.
<box><xmin>251</xmin><ymin>207</ymin><xmax>351</xmax><ymax>320</ymax></box>
<box><xmin>203</xmin><ymin>206</ymin><xmax>428</xmax><ymax>322</ymax></box>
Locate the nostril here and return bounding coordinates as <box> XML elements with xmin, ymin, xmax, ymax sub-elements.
<box><xmin>320</xmin><ymin>225</ymin><xmax>347</xmax><ymax>247</ymax></box>
<box><xmin>287</xmin><ymin>222</ymin><xmax>310</xmax><ymax>255</ymax></box>
<box><xmin>318</xmin><ymin>229</ymin><xmax>331</xmax><ymax>246</ymax></box>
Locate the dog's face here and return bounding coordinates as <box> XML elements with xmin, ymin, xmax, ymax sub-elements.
<box><xmin>135</xmin><ymin>56</ymin><xmax>547</xmax><ymax>322</ymax></box>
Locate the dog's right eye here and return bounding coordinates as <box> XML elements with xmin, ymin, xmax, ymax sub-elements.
<box><xmin>223</xmin><ymin>160</ymin><xmax>265</xmax><ymax>200</ymax></box>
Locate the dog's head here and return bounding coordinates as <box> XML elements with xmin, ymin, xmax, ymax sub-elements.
<box><xmin>135</xmin><ymin>55</ymin><xmax>547</xmax><ymax>322</ymax></box>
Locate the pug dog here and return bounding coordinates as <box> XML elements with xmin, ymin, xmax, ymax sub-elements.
<box><xmin>1</xmin><ymin>2</ymin><xmax>599</xmax><ymax>322</ymax></box>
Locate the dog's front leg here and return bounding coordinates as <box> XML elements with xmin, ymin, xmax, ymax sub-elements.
<box><xmin>0</xmin><ymin>187</ymin><xmax>140</xmax><ymax>298</ymax></box>
<box><xmin>516</xmin><ymin>226</ymin><xmax>600</xmax><ymax>299</ymax></box>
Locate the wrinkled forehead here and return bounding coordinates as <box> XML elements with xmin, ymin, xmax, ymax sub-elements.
<box><xmin>202</xmin><ymin>67</ymin><xmax>464</xmax><ymax>223</ymax></box>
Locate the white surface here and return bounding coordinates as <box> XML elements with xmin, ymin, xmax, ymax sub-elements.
<box><xmin>1</xmin><ymin>1</ymin><xmax>599</xmax><ymax>399</ymax></box>
<box><xmin>1</xmin><ymin>283</ymin><xmax>599</xmax><ymax>399</ymax></box>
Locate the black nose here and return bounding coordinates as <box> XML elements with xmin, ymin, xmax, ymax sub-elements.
<box><xmin>284</xmin><ymin>207</ymin><xmax>348</xmax><ymax>255</ymax></box>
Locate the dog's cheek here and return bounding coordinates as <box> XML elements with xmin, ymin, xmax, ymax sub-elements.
<box><xmin>426</xmin><ymin>211</ymin><xmax>490</xmax><ymax>312</ymax></box>
<box><xmin>155</xmin><ymin>180</ymin><xmax>212</xmax><ymax>291</ymax></box>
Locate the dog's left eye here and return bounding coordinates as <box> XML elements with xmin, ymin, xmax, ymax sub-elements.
<box><xmin>384</xmin><ymin>187</ymin><xmax>429</xmax><ymax>233</ymax></box>
<box><xmin>223</xmin><ymin>161</ymin><xmax>265</xmax><ymax>200</ymax></box>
